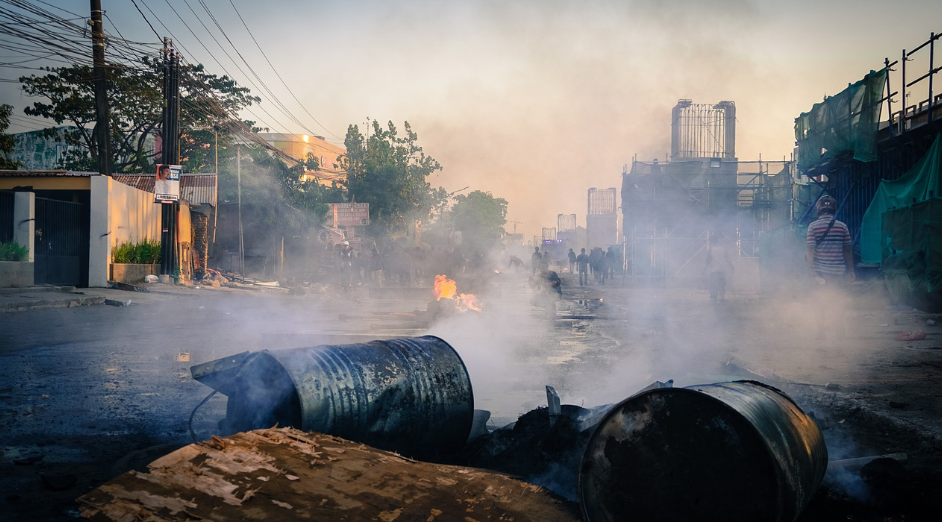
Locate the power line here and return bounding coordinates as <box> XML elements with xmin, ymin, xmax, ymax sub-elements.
<box><xmin>225</xmin><ymin>0</ymin><xmax>341</xmax><ymax>141</ymax></box>
<box><xmin>192</xmin><ymin>0</ymin><xmax>330</xmax><ymax>140</ymax></box>
<box><xmin>0</xmin><ymin>0</ymin><xmax>331</xmax><ymax>168</ymax></box>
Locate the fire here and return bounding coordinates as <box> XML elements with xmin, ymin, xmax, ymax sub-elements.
<box><xmin>434</xmin><ymin>274</ymin><xmax>457</xmax><ymax>301</ymax></box>
<box><xmin>433</xmin><ymin>274</ymin><xmax>483</xmax><ymax>312</ymax></box>
<box><xmin>456</xmin><ymin>293</ymin><xmax>483</xmax><ymax>312</ymax></box>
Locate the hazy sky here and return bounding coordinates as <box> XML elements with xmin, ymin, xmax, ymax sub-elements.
<box><xmin>2</xmin><ymin>0</ymin><xmax>940</xmax><ymax>238</ymax></box>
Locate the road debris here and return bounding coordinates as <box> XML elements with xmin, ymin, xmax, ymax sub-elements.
<box><xmin>76</xmin><ymin>427</ymin><xmax>581</xmax><ymax>522</ymax></box>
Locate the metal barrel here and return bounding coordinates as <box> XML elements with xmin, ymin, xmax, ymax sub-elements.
<box><xmin>195</xmin><ymin>336</ymin><xmax>474</xmax><ymax>458</ymax></box>
<box><xmin>579</xmin><ymin>381</ymin><xmax>827</xmax><ymax>522</ymax></box>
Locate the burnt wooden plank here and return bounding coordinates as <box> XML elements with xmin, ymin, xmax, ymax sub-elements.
<box><xmin>78</xmin><ymin>428</ymin><xmax>580</xmax><ymax>522</ymax></box>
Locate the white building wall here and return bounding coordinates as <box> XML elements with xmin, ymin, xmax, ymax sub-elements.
<box><xmin>13</xmin><ymin>192</ymin><xmax>35</xmax><ymax>262</ymax></box>
<box><xmin>89</xmin><ymin>176</ymin><xmax>162</xmax><ymax>287</ymax></box>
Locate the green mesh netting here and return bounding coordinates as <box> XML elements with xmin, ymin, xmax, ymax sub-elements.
<box><xmin>881</xmin><ymin>198</ymin><xmax>942</xmax><ymax>312</ymax></box>
<box><xmin>861</xmin><ymin>134</ymin><xmax>942</xmax><ymax>263</ymax></box>
<box><xmin>794</xmin><ymin>69</ymin><xmax>887</xmax><ymax>171</ymax></box>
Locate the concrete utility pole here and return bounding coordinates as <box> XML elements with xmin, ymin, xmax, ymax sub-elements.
<box><xmin>160</xmin><ymin>39</ymin><xmax>180</xmax><ymax>277</ymax></box>
<box><xmin>90</xmin><ymin>0</ymin><xmax>111</xmax><ymax>176</ymax></box>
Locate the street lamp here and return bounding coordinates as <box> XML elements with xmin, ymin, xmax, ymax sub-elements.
<box><xmin>449</xmin><ymin>209</ymin><xmax>472</xmax><ymax>246</ymax></box>
<box><xmin>439</xmin><ymin>186</ymin><xmax>470</xmax><ymax>237</ymax></box>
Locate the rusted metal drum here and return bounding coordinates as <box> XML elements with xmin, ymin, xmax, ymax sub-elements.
<box><xmin>579</xmin><ymin>381</ymin><xmax>827</xmax><ymax>522</ymax></box>
<box><xmin>192</xmin><ymin>336</ymin><xmax>474</xmax><ymax>458</ymax></box>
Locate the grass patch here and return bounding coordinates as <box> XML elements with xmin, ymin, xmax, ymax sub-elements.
<box><xmin>0</xmin><ymin>241</ymin><xmax>29</xmax><ymax>261</ymax></box>
<box><xmin>112</xmin><ymin>239</ymin><xmax>161</xmax><ymax>264</ymax></box>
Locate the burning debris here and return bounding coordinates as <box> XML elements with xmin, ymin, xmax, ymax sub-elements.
<box><xmin>429</xmin><ymin>274</ymin><xmax>484</xmax><ymax>316</ymax></box>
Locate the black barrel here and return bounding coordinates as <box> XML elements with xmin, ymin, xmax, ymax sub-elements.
<box><xmin>193</xmin><ymin>336</ymin><xmax>474</xmax><ymax>458</ymax></box>
<box><xmin>579</xmin><ymin>381</ymin><xmax>827</xmax><ymax>522</ymax></box>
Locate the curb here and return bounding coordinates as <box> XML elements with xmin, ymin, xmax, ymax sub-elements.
<box><xmin>0</xmin><ymin>295</ymin><xmax>106</xmax><ymax>313</ymax></box>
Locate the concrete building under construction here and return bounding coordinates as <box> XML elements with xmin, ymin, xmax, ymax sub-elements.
<box><xmin>586</xmin><ymin>188</ymin><xmax>618</xmax><ymax>249</ymax></box>
<box><xmin>621</xmin><ymin>99</ymin><xmax>793</xmax><ymax>287</ymax></box>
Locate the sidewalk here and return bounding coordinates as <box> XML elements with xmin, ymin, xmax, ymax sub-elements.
<box><xmin>0</xmin><ymin>286</ymin><xmax>110</xmax><ymax>313</ymax></box>
<box><xmin>0</xmin><ymin>282</ymin><xmax>228</xmax><ymax>313</ymax></box>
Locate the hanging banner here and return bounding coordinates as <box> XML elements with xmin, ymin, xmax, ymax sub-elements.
<box><xmin>155</xmin><ymin>164</ymin><xmax>181</xmax><ymax>203</ymax></box>
<box><xmin>327</xmin><ymin>202</ymin><xmax>370</xmax><ymax>227</ymax></box>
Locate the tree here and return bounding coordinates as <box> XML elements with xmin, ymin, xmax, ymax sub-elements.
<box><xmin>339</xmin><ymin>120</ymin><xmax>443</xmax><ymax>236</ymax></box>
<box><xmin>449</xmin><ymin>190</ymin><xmax>508</xmax><ymax>253</ymax></box>
<box><xmin>20</xmin><ymin>59</ymin><xmax>258</xmax><ymax>173</ymax></box>
<box><xmin>217</xmin><ymin>145</ymin><xmax>343</xmax><ymax>233</ymax></box>
<box><xmin>0</xmin><ymin>104</ymin><xmax>21</xmax><ymax>169</ymax></box>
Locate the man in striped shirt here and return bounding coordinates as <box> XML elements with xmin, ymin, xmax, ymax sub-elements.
<box><xmin>806</xmin><ymin>194</ymin><xmax>856</xmax><ymax>339</ymax></box>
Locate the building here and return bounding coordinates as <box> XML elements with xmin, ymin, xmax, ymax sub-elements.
<box><xmin>0</xmin><ymin>170</ymin><xmax>215</xmax><ymax>287</ymax></box>
<box><xmin>621</xmin><ymin>99</ymin><xmax>791</xmax><ymax>288</ymax></box>
<box><xmin>793</xmin><ymin>32</ymin><xmax>942</xmax><ymax>309</ymax></box>
<box><xmin>557</xmin><ymin>213</ymin><xmax>578</xmax><ymax>247</ymax></box>
<box><xmin>586</xmin><ymin>187</ymin><xmax>617</xmax><ymax>249</ymax></box>
<box><xmin>258</xmin><ymin>133</ymin><xmax>346</xmax><ymax>185</ymax></box>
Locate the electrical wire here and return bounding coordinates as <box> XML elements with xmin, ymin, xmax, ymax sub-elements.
<box><xmin>224</xmin><ymin>0</ymin><xmax>341</xmax><ymax>141</ymax></box>
<box><xmin>0</xmin><ymin>0</ymin><xmax>330</xmax><ymax>167</ymax></box>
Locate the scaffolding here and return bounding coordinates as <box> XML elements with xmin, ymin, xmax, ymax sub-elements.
<box><xmin>671</xmin><ymin>100</ymin><xmax>736</xmax><ymax>161</ymax></box>
<box><xmin>557</xmin><ymin>213</ymin><xmax>576</xmax><ymax>232</ymax></box>
<box><xmin>621</xmin><ymin>159</ymin><xmax>795</xmax><ymax>286</ymax></box>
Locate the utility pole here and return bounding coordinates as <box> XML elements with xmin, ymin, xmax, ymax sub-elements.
<box><xmin>212</xmin><ymin>125</ymin><xmax>219</xmax><ymax>247</ymax></box>
<box><xmin>160</xmin><ymin>39</ymin><xmax>180</xmax><ymax>278</ymax></box>
<box><xmin>90</xmin><ymin>0</ymin><xmax>111</xmax><ymax>176</ymax></box>
<box><xmin>237</xmin><ymin>144</ymin><xmax>244</xmax><ymax>278</ymax></box>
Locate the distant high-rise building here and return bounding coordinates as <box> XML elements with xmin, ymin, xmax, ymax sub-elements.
<box><xmin>557</xmin><ymin>214</ymin><xmax>576</xmax><ymax>232</ymax></box>
<box><xmin>586</xmin><ymin>187</ymin><xmax>617</xmax><ymax>248</ymax></box>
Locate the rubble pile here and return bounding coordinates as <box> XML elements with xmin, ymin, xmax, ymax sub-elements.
<box><xmin>445</xmin><ymin>405</ymin><xmax>592</xmax><ymax>502</ymax></box>
<box><xmin>198</xmin><ymin>268</ymin><xmax>229</xmax><ymax>288</ymax></box>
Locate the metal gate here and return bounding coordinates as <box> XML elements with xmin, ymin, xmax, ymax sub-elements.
<box><xmin>0</xmin><ymin>190</ymin><xmax>13</xmax><ymax>243</ymax></box>
<box><xmin>34</xmin><ymin>197</ymin><xmax>89</xmax><ymax>287</ymax></box>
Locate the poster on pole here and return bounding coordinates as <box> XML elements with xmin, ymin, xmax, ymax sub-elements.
<box><xmin>327</xmin><ymin>203</ymin><xmax>370</xmax><ymax>227</ymax></box>
<box><xmin>155</xmin><ymin>164</ymin><xmax>181</xmax><ymax>203</ymax></box>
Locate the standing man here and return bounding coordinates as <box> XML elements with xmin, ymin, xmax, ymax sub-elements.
<box><xmin>568</xmin><ymin>248</ymin><xmax>577</xmax><ymax>273</ymax></box>
<box><xmin>576</xmin><ymin>248</ymin><xmax>590</xmax><ymax>287</ymax></box>
<box><xmin>806</xmin><ymin>195</ymin><xmax>855</xmax><ymax>338</ymax></box>
<box><xmin>338</xmin><ymin>240</ymin><xmax>354</xmax><ymax>290</ymax></box>
<box><xmin>369</xmin><ymin>246</ymin><xmax>385</xmax><ymax>286</ymax></box>
<box><xmin>703</xmin><ymin>235</ymin><xmax>734</xmax><ymax>301</ymax></box>
<box><xmin>531</xmin><ymin>246</ymin><xmax>543</xmax><ymax>274</ymax></box>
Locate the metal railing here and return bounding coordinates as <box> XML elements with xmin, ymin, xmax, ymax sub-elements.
<box><xmin>885</xmin><ymin>31</ymin><xmax>942</xmax><ymax>136</ymax></box>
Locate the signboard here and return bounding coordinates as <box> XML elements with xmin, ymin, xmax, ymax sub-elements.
<box><xmin>155</xmin><ymin>164</ymin><xmax>181</xmax><ymax>203</ymax></box>
<box><xmin>328</xmin><ymin>203</ymin><xmax>370</xmax><ymax>227</ymax></box>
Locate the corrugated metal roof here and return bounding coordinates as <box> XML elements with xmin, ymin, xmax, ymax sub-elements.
<box><xmin>112</xmin><ymin>173</ymin><xmax>217</xmax><ymax>206</ymax></box>
<box><xmin>0</xmin><ymin>170</ymin><xmax>218</xmax><ymax>206</ymax></box>
<box><xmin>0</xmin><ymin>169</ymin><xmax>95</xmax><ymax>177</ymax></box>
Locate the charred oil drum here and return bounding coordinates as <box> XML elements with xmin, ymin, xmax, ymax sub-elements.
<box><xmin>579</xmin><ymin>381</ymin><xmax>827</xmax><ymax>522</ymax></box>
<box><xmin>196</xmin><ymin>336</ymin><xmax>473</xmax><ymax>458</ymax></box>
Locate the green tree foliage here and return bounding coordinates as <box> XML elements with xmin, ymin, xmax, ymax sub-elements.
<box><xmin>0</xmin><ymin>104</ymin><xmax>21</xmax><ymax>169</ymax></box>
<box><xmin>449</xmin><ymin>190</ymin><xmax>508</xmax><ymax>253</ymax></box>
<box><xmin>217</xmin><ymin>145</ymin><xmax>344</xmax><ymax>234</ymax></box>
<box><xmin>20</xmin><ymin>60</ymin><xmax>258</xmax><ymax>173</ymax></box>
<box><xmin>340</xmin><ymin>120</ymin><xmax>443</xmax><ymax>235</ymax></box>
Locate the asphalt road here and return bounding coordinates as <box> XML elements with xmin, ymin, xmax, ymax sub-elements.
<box><xmin>1</xmin><ymin>273</ymin><xmax>941</xmax><ymax>521</ymax></box>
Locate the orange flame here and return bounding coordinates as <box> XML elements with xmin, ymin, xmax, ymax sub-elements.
<box><xmin>456</xmin><ymin>293</ymin><xmax>483</xmax><ymax>312</ymax></box>
<box><xmin>434</xmin><ymin>274</ymin><xmax>457</xmax><ymax>301</ymax></box>
<box><xmin>433</xmin><ymin>274</ymin><xmax>483</xmax><ymax>312</ymax></box>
